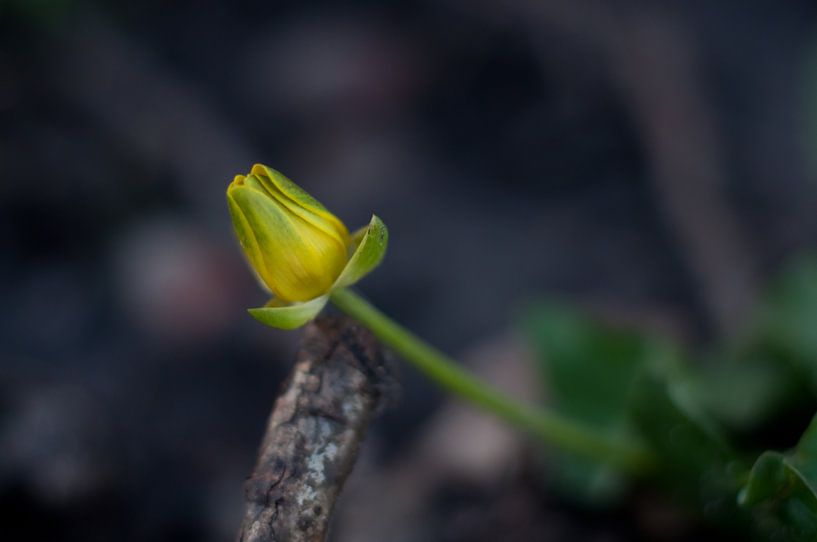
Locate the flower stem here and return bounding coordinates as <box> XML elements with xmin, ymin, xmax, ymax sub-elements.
<box><xmin>329</xmin><ymin>287</ymin><xmax>656</xmax><ymax>474</ymax></box>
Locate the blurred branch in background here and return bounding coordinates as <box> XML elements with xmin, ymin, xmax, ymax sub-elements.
<box><xmin>607</xmin><ymin>12</ymin><xmax>758</xmax><ymax>337</ymax></box>
<box><xmin>453</xmin><ymin>0</ymin><xmax>759</xmax><ymax>336</ymax></box>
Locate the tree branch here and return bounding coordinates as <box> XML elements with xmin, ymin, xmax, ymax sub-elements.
<box><xmin>237</xmin><ymin>315</ymin><xmax>392</xmax><ymax>542</ymax></box>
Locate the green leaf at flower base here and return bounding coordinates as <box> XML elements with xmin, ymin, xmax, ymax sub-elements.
<box><xmin>333</xmin><ymin>215</ymin><xmax>388</xmax><ymax>290</ymax></box>
<box><xmin>248</xmin><ymin>295</ymin><xmax>329</xmax><ymax>330</ymax></box>
<box><xmin>523</xmin><ymin>304</ymin><xmax>666</xmax><ymax>503</ymax></box>
<box><xmin>740</xmin><ymin>415</ymin><xmax>817</xmax><ymax>541</ymax></box>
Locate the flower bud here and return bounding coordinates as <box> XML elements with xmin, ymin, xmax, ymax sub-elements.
<box><xmin>227</xmin><ymin>164</ymin><xmax>350</xmax><ymax>302</ymax></box>
<box><xmin>227</xmin><ymin>164</ymin><xmax>388</xmax><ymax>329</ymax></box>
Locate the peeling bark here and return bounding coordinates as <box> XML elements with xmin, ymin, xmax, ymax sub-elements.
<box><xmin>237</xmin><ymin>316</ymin><xmax>393</xmax><ymax>542</ymax></box>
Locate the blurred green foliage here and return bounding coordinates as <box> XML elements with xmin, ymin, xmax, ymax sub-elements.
<box><xmin>752</xmin><ymin>258</ymin><xmax>817</xmax><ymax>387</ymax></box>
<box><xmin>524</xmin><ymin>304</ymin><xmax>666</xmax><ymax>502</ymax></box>
<box><xmin>0</xmin><ymin>0</ymin><xmax>76</xmax><ymax>24</ymax></box>
<box><xmin>740</xmin><ymin>416</ymin><xmax>817</xmax><ymax>542</ymax></box>
<box><xmin>523</xmin><ymin>256</ymin><xmax>817</xmax><ymax>540</ymax></box>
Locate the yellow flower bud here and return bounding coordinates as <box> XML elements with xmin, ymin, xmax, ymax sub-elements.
<box><xmin>227</xmin><ymin>164</ymin><xmax>350</xmax><ymax>302</ymax></box>
<box><xmin>227</xmin><ymin>163</ymin><xmax>388</xmax><ymax>329</ymax></box>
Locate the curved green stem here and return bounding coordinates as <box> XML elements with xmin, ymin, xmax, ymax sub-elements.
<box><xmin>329</xmin><ymin>287</ymin><xmax>656</xmax><ymax>474</ymax></box>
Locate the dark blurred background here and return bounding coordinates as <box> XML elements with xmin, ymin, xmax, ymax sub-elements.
<box><xmin>3</xmin><ymin>1</ymin><xmax>817</xmax><ymax>540</ymax></box>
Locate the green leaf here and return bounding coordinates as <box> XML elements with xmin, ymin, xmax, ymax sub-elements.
<box><xmin>523</xmin><ymin>304</ymin><xmax>665</xmax><ymax>502</ymax></box>
<box><xmin>691</xmin><ymin>355</ymin><xmax>801</xmax><ymax>432</ymax></box>
<box><xmin>688</xmin><ymin>257</ymin><xmax>817</xmax><ymax>436</ymax></box>
<box><xmin>740</xmin><ymin>415</ymin><xmax>817</xmax><ymax>541</ymax></box>
<box><xmin>333</xmin><ymin>215</ymin><xmax>389</xmax><ymax>290</ymax></box>
<box><xmin>248</xmin><ymin>295</ymin><xmax>329</xmax><ymax>330</ymax></box>
<box><xmin>754</xmin><ymin>257</ymin><xmax>817</xmax><ymax>388</ymax></box>
<box><xmin>630</xmin><ymin>368</ymin><xmax>747</xmax><ymax>525</ymax></box>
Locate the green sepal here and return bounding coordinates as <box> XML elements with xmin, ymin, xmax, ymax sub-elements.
<box><xmin>333</xmin><ymin>215</ymin><xmax>388</xmax><ymax>290</ymax></box>
<box><xmin>248</xmin><ymin>295</ymin><xmax>329</xmax><ymax>330</ymax></box>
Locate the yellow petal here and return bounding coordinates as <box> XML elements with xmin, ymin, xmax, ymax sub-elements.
<box><xmin>226</xmin><ymin>190</ymin><xmax>268</xmax><ymax>284</ymax></box>
<box><xmin>229</xmin><ymin>184</ymin><xmax>348</xmax><ymax>302</ymax></box>
<box><xmin>250</xmin><ymin>164</ymin><xmax>350</xmax><ymax>247</ymax></box>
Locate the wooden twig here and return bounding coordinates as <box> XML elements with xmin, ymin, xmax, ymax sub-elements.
<box><xmin>237</xmin><ymin>316</ymin><xmax>392</xmax><ymax>542</ymax></box>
